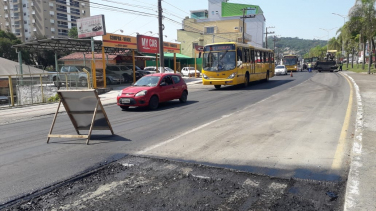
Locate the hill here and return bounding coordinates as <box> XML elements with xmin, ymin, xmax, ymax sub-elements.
<box><xmin>266</xmin><ymin>37</ymin><xmax>327</xmax><ymax>58</ymax></box>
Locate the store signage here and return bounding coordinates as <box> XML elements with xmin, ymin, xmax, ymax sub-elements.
<box><xmin>163</xmin><ymin>42</ymin><xmax>181</xmax><ymax>53</ymax></box>
<box><xmin>137</xmin><ymin>35</ymin><xmax>159</xmax><ymax>54</ymax></box>
<box><xmin>77</xmin><ymin>15</ymin><xmax>106</xmax><ymax>38</ymax></box>
<box><xmin>102</xmin><ymin>33</ymin><xmax>137</xmax><ymax>49</ymax></box>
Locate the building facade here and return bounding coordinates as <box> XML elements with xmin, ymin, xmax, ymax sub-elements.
<box><xmin>177</xmin><ymin>0</ymin><xmax>266</xmax><ymax>57</ymax></box>
<box><xmin>0</xmin><ymin>0</ymin><xmax>90</xmax><ymax>42</ymax></box>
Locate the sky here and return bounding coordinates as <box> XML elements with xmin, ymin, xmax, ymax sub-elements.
<box><xmin>90</xmin><ymin>0</ymin><xmax>355</xmax><ymax>42</ymax></box>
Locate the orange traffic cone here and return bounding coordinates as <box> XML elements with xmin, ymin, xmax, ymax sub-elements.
<box><xmin>290</xmin><ymin>71</ymin><xmax>293</xmax><ymax>77</ymax></box>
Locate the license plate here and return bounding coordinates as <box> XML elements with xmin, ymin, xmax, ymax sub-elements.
<box><xmin>121</xmin><ymin>98</ymin><xmax>130</xmax><ymax>104</ymax></box>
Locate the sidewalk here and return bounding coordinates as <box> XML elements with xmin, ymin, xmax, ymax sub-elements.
<box><xmin>343</xmin><ymin>71</ymin><xmax>376</xmax><ymax>210</ymax></box>
<box><xmin>0</xmin><ymin>77</ymin><xmax>202</xmax><ymax>125</ymax></box>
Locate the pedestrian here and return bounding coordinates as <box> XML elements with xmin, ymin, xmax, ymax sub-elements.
<box><xmin>339</xmin><ymin>61</ymin><xmax>343</xmax><ymax>71</ymax></box>
<box><xmin>308</xmin><ymin>63</ymin><xmax>312</xmax><ymax>73</ymax></box>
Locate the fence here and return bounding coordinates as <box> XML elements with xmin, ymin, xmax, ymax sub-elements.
<box><xmin>0</xmin><ymin>70</ymin><xmax>93</xmax><ymax>108</ymax></box>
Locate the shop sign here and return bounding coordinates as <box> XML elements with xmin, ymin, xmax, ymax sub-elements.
<box><xmin>137</xmin><ymin>35</ymin><xmax>159</xmax><ymax>54</ymax></box>
<box><xmin>102</xmin><ymin>33</ymin><xmax>137</xmax><ymax>49</ymax></box>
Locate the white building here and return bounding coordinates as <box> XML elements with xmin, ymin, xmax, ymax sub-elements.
<box><xmin>190</xmin><ymin>0</ymin><xmax>266</xmax><ymax>47</ymax></box>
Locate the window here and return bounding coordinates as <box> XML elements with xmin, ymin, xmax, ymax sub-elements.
<box><xmin>61</xmin><ymin>66</ymin><xmax>69</xmax><ymax>72</ymax></box>
<box><xmin>24</xmin><ymin>13</ymin><xmax>26</xmax><ymax>16</ymax></box>
<box><xmin>264</xmin><ymin>52</ymin><xmax>267</xmax><ymax>63</ymax></box>
<box><xmin>24</xmin><ymin>21</ymin><xmax>27</xmax><ymax>24</ymax></box>
<box><xmin>237</xmin><ymin>48</ymin><xmax>242</xmax><ymax>62</ymax></box>
<box><xmin>192</xmin><ymin>42</ymin><xmax>198</xmax><ymax>49</ymax></box>
<box><xmin>70</xmin><ymin>8</ymin><xmax>80</xmax><ymax>15</ymax></box>
<box><xmin>25</xmin><ymin>29</ymin><xmax>28</xmax><ymax>32</ymax></box>
<box><xmin>162</xmin><ymin>76</ymin><xmax>173</xmax><ymax>85</ymax></box>
<box><xmin>205</xmin><ymin>27</ymin><xmax>214</xmax><ymax>34</ymax></box>
<box><xmin>23</xmin><ymin>4</ymin><xmax>26</xmax><ymax>7</ymax></box>
<box><xmin>256</xmin><ymin>51</ymin><xmax>260</xmax><ymax>63</ymax></box>
<box><xmin>242</xmin><ymin>48</ymin><xmax>246</xmax><ymax>63</ymax></box>
<box><xmin>251</xmin><ymin>50</ymin><xmax>255</xmax><ymax>63</ymax></box>
<box><xmin>245</xmin><ymin>49</ymin><xmax>250</xmax><ymax>63</ymax></box>
<box><xmin>171</xmin><ymin>75</ymin><xmax>181</xmax><ymax>84</ymax></box>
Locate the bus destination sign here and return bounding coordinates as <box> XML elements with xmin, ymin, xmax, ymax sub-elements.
<box><xmin>204</xmin><ymin>44</ymin><xmax>235</xmax><ymax>51</ymax></box>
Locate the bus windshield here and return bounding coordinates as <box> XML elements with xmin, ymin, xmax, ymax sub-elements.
<box><xmin>203</xmin><ymin>51</ymin><xmax>236</xmax><ymax>71</ymax></box>
<box><xmin>283</xmin><ymin>57</ymin><xmax>297</xmax><ymax>66</ymax></box>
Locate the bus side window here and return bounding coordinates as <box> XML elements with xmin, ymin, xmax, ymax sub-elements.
<box><xmin>245</xmin><ymin>48</ymin><xmax>250</xmax><ymax>63</ymax></box>
<box><xmin>242</xmin><ymin>48</ymin><xmax>247</xmax><ymax>63</ymax></box>
<box><xmin>260</xmin><ymin>52</ymin><xmax>263</xmax><ymax>63</ymax></box>
<box><xmin>237</xmin><ymin>48</ymin><xmax>242</xmax><ymax>61</ymax></box>
<box><xmin>251</xmin><ymin>50</ymin><xmax>255</xmax><ymax>63</ymax></box>
<box><xmin>256</xmin><ymin>51</ymin><xmax>260</xmax><ymax>63</ymax></box>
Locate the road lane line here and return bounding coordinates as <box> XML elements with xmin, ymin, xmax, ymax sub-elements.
<box><xmin>136</xmin><ymin>75</ymin><xmax>314</xmax><ymax>155</ymax></box>
<box><xmin>331</xmin><ymin>74</ymin><xmax>354</xmax><ymax>170</ymax></box>
<box><xmin>340</xmin><ymin>73</ymin><xmax>364</xmax><ymax>210</ymax></box>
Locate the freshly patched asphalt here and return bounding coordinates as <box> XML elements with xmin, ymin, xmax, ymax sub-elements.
<box><xmin>4</xmin><ymin>156</ymin><xmax>345</xmax><ymax>211</ymax></box>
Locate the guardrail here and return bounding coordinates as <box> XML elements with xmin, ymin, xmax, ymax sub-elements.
<box><xmin>0</xmin><ymin>71</ymin><xmax>92</xmax><ymax>108</ymax></box>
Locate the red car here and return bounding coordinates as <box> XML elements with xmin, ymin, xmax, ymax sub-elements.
<box><xmin>117</xmin><ymin>73</ymin><xmax>188</xmax><ymax>110</ymax></box>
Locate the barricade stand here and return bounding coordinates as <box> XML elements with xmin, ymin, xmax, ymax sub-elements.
<box><xmin>47</xmin><ymin>89</ymin><xmax>114</xmax><ymax>145</ymax></box>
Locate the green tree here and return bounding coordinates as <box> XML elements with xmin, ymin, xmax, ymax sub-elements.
<box><xmin>68</xmin><ymin>27</ymin><xmax>78</xmax><ymax>39</ymax></box>
<box><xmin>0</xmin><ymin>30</ymin><xmax>32</xmax><ymax>64</ymax></box>
<box><xmin>349</xmin><ymin>0</ymin><xmax>376</xmax><ymax>73</ymax></box>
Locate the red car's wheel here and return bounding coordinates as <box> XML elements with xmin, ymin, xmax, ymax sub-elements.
<box><xmin>148</xmin><ymin>95</ymin><xmax>159</xmax><ymax>110</ymax></box>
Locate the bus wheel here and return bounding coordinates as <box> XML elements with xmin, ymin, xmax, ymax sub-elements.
<box><xmin>214</xmin><ymin>85</ymin><xmax>221</xmax><ymax>89</ymax></box>
<box><xmin>243</xmin><ymin>74</ymin><xmax>249</xmax><ymax>87</ymax></box>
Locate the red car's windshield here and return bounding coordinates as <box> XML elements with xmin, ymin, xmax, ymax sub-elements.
<box><xmin>134</xmin><ymin>76</ymin><xmax>161</xmax><ymax>87</ymax></box>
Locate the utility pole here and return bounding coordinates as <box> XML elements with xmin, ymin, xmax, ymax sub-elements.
<box><xmin>241</xmin><ymin>8</ymin><xmax>256</xmax><ymax>44</ymax></box>
<box><xmin>158</xmin><ymin>0</ymin><xmax>165</xmax><ymax>71</ymax></box>
<box><xmin>273</xmin><ymin>35</ymin><xmax>280</xmax><ymax>51</ymax></box>
<box><xmin>264</xmin><ymin>26</ymin><xmax>275</xmax><ymax>49</ymax></box>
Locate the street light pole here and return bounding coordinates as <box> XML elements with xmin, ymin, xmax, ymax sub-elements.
<box><xmin>158</xmin><ymin>0</ymin><xmax>165</xmax><ymax>70</ymax></box>
<box><xmin>332</xmin><ymin>13</ymin><xmax>347</xmax><ymax>60</ymax></box>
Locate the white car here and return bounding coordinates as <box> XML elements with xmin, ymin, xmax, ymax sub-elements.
<box><xmin>181</xmin><ymin>67</ymin><xmax>200</xmax><ymax>77</ymax></box>
<box><xmin>274</xmin><ymin>65</ymin><xmax>287</xmax><ymax>75</ymax></box>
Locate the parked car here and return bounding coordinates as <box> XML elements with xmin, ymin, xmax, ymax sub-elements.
<box><xmin>181</xmin><ymin>67</ymin><xmax>200</xmax><ymax>77</ymax></box>
<box><xmin>106</xmin><ymin>65</ymin><xmax>134</xmax><ymax>83</ymax></box>
<box><xmin>105</xmin><ymin>70</ymin><xmax>124</xmax><ymax>85</ymax></box>
<box><xmin>117</xmin><ymin>73</ymin><xmax>188</xmax><ymax>110</ymax></box>
<box><xmin>274</xmin><ymin>65</ymin><xmax>288</xmax><ymax>75</ymax></box>
<box><xmin>0</xmin><ymin>96</ymin><xmax>9</xmax><ymax>105</ymax></box>
<box><xmin>143</xmin><ymin>66</ymin><xmax>181</xmax><ymax>75</ymax></box>
<box><xmin>49</xmin><ymin>66</ymin><xmax>102</xmax><ymax>87</ymax></box>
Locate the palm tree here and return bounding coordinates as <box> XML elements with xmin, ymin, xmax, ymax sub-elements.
<box><xmin>339</xmin><ymin>22</ymin><xmax>359</xmax><ymax>68</ymax></box>
<box><xmin>349</xmin><ymin>0</ymin><xmax>376</xmax><ymax>73</ymax></box>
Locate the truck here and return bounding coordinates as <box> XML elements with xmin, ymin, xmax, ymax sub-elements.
<box><xmin>49</xmin><ymin>66</ymin><xmax>102</xmax><ymax>87</ymax></box>
<box><xmin>315</xmin><ymin>50</ymin><xmax>338</xmax><ymax>72</ymax></box>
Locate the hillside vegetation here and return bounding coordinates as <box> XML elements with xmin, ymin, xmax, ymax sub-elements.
<box><xmin>267</xmin><ymin>37</ymin><xmax>327</xmax><ymax>58</ymax></box>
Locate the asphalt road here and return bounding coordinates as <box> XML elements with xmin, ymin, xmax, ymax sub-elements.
<box><xmin>0</xmin><ymin>71</ymin><xmax>354</xmax><ymax>206</ymax></box>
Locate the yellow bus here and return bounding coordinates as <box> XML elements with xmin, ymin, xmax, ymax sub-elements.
<box><xmin>201</xmin><ymin>42</ymin><xmax>275</xmax><ymax>89</ymax></box>
<box><xmin>283</xmin><ymin>55</ymin><xmax>299</xmax><ymax>72</ymax></box>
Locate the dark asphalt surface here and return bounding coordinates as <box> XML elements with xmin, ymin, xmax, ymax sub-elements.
<box><xmin>0</xmin><ymin>71</ymin><xmax>317</xmax><ymax>206</ymax></box>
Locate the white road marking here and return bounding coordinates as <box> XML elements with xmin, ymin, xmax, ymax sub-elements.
<box><xmin>136</xmin><ymin>76</ymin><xmax>312</xmax><ymax>155</ymax></box>
<box><xmin>342</xmin><ymin>73</ymin><xmax>364</xmax><ymax>210</ymax></box>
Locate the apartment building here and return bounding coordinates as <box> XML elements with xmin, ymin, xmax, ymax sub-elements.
<box><xmin>0</xmin><ymin>0</ymin><xmax>90</xmax><ymax>42</ymax></box>
<box><xmin>177</xmin><ymin>0</ymin><xmax>266</xmax><ymax>57</ymax></box>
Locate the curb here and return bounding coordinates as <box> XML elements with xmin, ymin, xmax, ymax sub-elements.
<box><xmin>341</xmin><ymin>73</ymin><xmax>364</xmax><ymax>210</ymax></box>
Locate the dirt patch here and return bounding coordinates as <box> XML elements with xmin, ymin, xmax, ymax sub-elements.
<box><xmin>3</xmin><ymin>156</ymin><xmax>345</xmax><ymax>210</ymax></box>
